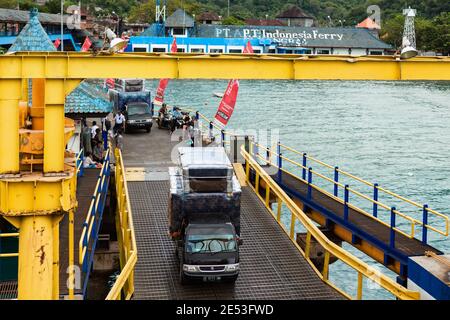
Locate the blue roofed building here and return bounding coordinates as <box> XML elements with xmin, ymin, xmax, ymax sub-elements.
<box><xmin>65</xmin><ymin>81</ymin><xmax>112</xmax><ymax>118</ymax></box>
<box><xmin>127</xmin><ymin>7</ymin><xmax>391</xmax><ymax>56</ymax></box>
<box><xmin>1</xmin><ymin>7</ymin><xmax>78</xmax><ymax>51</ymax></box>
<box><xmin>7</xmin><ymin>8</ymin><xmax>56</xmax><ymax>53</ymax></box>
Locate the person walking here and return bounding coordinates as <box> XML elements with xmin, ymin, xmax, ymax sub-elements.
<box><xmin>115</xmin><ymin>128</ymin><xmax>124</xmax><ymax>151</ymax></box>
<box><xmin>82</xmin><ymin>120</ymin><xmax>93</xmax><ymax>156</ymax></box>
<box><xmin>91</xmin><ymin>121</ymin><xmax>99</xmax><ymax>138</ymax></box>
<box><xmin>102</xmin><ymin>115</ymin><xmax>112</xmax><ymax>149</ymax></box>
<box><xmin>114</xmin><ymin>111</ymin><xmax>126</xmax><ymax>134</ymax></box>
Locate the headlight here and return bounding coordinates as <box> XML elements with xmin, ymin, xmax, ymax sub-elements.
<box><xmin>183</xmin><ymin>265</ymin><xmax>198</xmax><ymax>272</ymax></box>
<box><xmin>128</xmin><ymin>120</ymin><xmax>136</xmax><ymax>124</ymax></box>
<box><xmin>225</xmin><ymin>264</ymin><xmax>239</xmax><ymax>272</ymax></box>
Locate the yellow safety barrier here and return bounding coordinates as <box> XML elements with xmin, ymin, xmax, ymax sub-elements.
<box><xmin>105</xmin><ymin>149</ymin><xmax>137</xmax><ymax>300</ymax></box>
<box><xmin>256</xmin><ymin>142</ymin><xmax>449</xmax><ymax>241</ymax></box>
<box><xmin>241</xmin><ymin>145</ymin><xmax>420</xmax><ymax>300</ymax></box>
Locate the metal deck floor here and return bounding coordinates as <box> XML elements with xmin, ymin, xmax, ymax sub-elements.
<box><xmin>122</xmin><ymin>128</ymin><xmax>342</xmax><ymax>300</ymax></box>
<box><xmin>128</xmin><ymin>181</ymin><xmax>342</xmax><ymax>300</ymax></box>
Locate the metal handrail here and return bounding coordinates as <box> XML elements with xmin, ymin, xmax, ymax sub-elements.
<box><xmin>258</xmin><ymin>141</ymin><xmax>449</xmax><ymax>241</ymax></box>
<box><xmin>76</xmin><ymin>149</ymin><xmax>84</xmax><ymax>177</ymax></box>
<box><xmin>105</xmin><ymin>148</ymin><xmax>137</xmax><ymax>300</ymax></box>
<box><xmin>78</xmin><ymin>150</ymin><xmax>111</xmax><ymax>268</ymax></box>
<box><xmin>242</xmin><ymin>145</ymin><xmax>420</xmax><ymax>300</ymax></box>
<box><xmin>0</xmin><ymin>233</ymin><xmax>19</xmax><ymax>259</ymax></box>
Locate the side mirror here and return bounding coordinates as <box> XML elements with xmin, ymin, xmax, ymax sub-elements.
<box><xmin>237</xmin><ymin>238</ymin><xmax>243</xmax><ymax>246</ymax></box>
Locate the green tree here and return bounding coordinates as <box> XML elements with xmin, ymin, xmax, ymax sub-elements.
<box><xmin>129</xmin><ymin>1</ymin><xmax>156</xmax><ymax>23</ymax></box>
<box><xmin>221</xmin><ymin>16</ymin><xmax>245</xmax><ymax>25</ymax></box>
<box><xmin>380</xmin><ymin>14</ymin><xmax>404</xmax><ymax>50</ymax></box>
<box><xmin>431</xmin><ymin>12</ymin><xmax>449</xmax><ymax>54</ymax></box>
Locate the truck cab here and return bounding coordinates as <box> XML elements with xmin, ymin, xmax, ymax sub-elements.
<box><xmin>179</xmin><ymin>223</ymin><xmax>242</xmax><ymax>283</ymax></box>
<box><xmin>124</xmin><ymin>101</ymin><xmax>153</xmax><ymax>133</ymax></box>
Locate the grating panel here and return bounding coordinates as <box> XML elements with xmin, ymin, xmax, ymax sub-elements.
<box><xmin>129</xmin><ymin>180</ymin><xmax>343</xmax><ymax>300</ymax></box>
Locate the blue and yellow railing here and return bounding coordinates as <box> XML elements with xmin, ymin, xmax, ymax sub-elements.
<box><xmin>241</xmin><ymin>144</ymin><xmax>420</xmax><ymax>300</ymax></box>
<box><xmin>105</xmin><ymin>149</ymin><xmax>137</xmax><ymax>300</ymax></box>
<box><xmin>78</xmin><ymin>149</ymin><xmax>111</xmax><ymax>298</ymax></box>
<box><xmin>76</xmin><ymin>149</ymin><xmax>84</xmax><ymax>177</ymax></box>
<box><xmin>250</xmin><ymin>141</ymin><xmax>449</xmax><ymax>248</ymax></box>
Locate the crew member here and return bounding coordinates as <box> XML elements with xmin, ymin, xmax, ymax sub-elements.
<box><xmin>114</xmin><ymin>111</ymin><xmax>126</xmax><ymax>134</ymax></box>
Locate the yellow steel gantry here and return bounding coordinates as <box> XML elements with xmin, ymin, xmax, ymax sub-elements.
<box><xmin>0</xmin><ymin>76</ymin><xmax>79</xmax><ymax>299</ymax></box>
<box><xmin>0</xmin><ymin>52</ymin><xmax>449</xmax><ymax>80</ymax></box>
<box><xmin>0</xmin><ymin>52</ymin><xmax>449</xmax><ymax>300</ymax></box>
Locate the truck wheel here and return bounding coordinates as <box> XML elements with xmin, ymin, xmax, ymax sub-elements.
<box><xmin>146</xmin><ymin>126</ymin><xmax>151</xmax><ymax>133</ymax></box>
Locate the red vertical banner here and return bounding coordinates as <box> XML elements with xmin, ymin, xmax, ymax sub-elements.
<box><xmin>170</xmin><ymin>38</ymin><xmax>178</xmax><ymax>53</ymax></box>
<box><xmin>154</xmin><ymin>38</ymin><xmax>178</xmax><ymax>105</ymax></box>
<box><xmin>54</xmin><ymin>38</ymin><xmax>61</xmax><ymax>49</ymax></box>
<box><xmin>213</xmin><ymin>79</ymin><xmax>239</xmax><ymax>128</ymax></box>
<box><xmin>244</xmin><ymin>41</ymin><xmax>254</xmax><ymax>53</ymax></box>
<box><xmin>105</xmin><ymin>78</ymin><xmax>115</xmax><ymax>89</ymax></box>
<box><xmin>81</xmin><ymin>37</ymin><xmax>92</xmax><ymax>52</ymax></box>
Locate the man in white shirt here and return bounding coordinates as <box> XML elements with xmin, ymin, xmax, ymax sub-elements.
<box><xmin>91</xmin><ymin>121</ymin><xmax>99</xmax><ymax>138</ymax></box>
<box><xmin>114</xmin><ymin>111</ymin><xmax>126</xmax><ymax>133</ymax></box>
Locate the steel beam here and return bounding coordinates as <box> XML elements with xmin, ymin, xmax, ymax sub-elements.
<box><xmin>0</xmin><ymin>80</ymin><xmax>21</xmax><ymax>173</ymax></box>
<box><xmin>0</xmin><ymin>53</ymin><xmax>449</xmax><ymax>80</ymax></box>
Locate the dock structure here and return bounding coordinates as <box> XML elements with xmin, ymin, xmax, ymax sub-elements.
<box><xmin>0</xmin><ymin>52</ymin><xmax>449</xmax><ymax>300</ymax></box>
<box><xmin>122</xmin><ymin>129</ymin><xmax>342</xmax><ymax>300</ymax></box>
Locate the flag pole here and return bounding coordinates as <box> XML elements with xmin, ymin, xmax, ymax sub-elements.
<box><xmin>60</xmin><ymin>0</ymin><xmax>64</xmax><ymax>51</ymax></box>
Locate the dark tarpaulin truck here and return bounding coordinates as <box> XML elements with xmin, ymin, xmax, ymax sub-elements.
<box><xmin>109</xmin><ymin>79</ymin><xmax>154</xmax><ymax>133</ymax></box>
<box><xmin>168</xmin><ymin>147</ymin><xmax>242</xmax><ymax>284</ymax></box>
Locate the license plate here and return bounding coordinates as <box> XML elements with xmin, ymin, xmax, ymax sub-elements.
<box><xmin>204</xmin><ymin>276</ymin><xmax>220</xmax><ymax>282</ymax></box>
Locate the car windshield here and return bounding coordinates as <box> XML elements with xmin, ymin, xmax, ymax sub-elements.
<box><xmin>127</xmin><ymin>104</ymin><xmax>149</xmax><ymax>116</ymax></box>
<box><xmin>186</xmin><ymin>229</ymin><xmax>237</xmax><ymax>254</ymax></box>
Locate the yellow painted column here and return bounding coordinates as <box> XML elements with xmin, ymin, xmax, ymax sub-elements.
<box><xmin>0</xmin><ymin>80</ymin><xmax>21</xmax><ymax>174</ymax></box>
<box><xmin>31</xmin><ymin>79</ymin><xmax>46</xmax><ymax>130</ymax></box>
<box><xmin>44</xmin><ymin>104</ymin><xmax>65</xmax><ymax>172</ymax></box>
<box><xmin>68</xmin><ymin>209</ymin><xmax>74</xmax><ymax>299</ymax></box>
<box><xmin>43</xmin><ymin>79</ymin><xmax>81</xmax><ymax>173</ymax></box>
<box><xmin>52</xmin><ymin>215</ymin><xmax>62</xmax><ymax>300</ymax></box>
<box><xmin>17</xmin><ymin>215</ymin><xmax>54</xmax><ymax>300</ymax></box>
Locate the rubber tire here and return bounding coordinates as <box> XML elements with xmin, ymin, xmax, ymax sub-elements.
<box><xmin>179</xmin><ymin>260</ymin><xmax>188</xmax><ymax>285</ymax></box>
<box><xmin>146</xmin><ymin>126</ymin><xmax>151</xmax><ymax>133</ymax></box>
